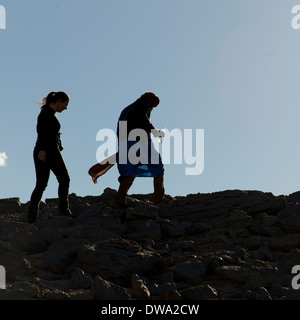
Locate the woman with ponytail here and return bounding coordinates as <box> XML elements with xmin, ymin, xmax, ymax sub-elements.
<box><xmin>28</xmin><ymin>91</ymin><xmax>72</xmax><ymax>223</ymax></box>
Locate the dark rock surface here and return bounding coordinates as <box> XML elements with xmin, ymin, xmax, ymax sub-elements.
<box><xmin>0</xmin><ymin>188</ymin><xmax>300</xmax><ymax>300</ymax></box>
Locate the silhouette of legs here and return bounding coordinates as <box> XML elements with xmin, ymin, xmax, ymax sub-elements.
<box><xmin>154</xmin><ymin>169</ymin><xmax>165</xmax><ymax>205</ymax></box>
<box><xmin>115</xmin><ymin>176</ymin><xmax>135</xmax><ymax>207</ymax></box>
<box><xmin>28</xmin><ymin>148</ymin><xmax>70</xmax><ymax>222</ymax></box>
<box><xmin>115</xmin><ymin>169</ymin><xmax>165</xmax><ymax>207</ymax></box>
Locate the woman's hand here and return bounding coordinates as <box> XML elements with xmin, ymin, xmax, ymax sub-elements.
<box><xmin>38</xmin><ymin>150</ymin><xmax>46</xmax><ymax>163</ymax></box>
<box><xmin>152</xmin><ymin>129</ymin><xmax>165</xmax><ymax>138</ymax></box>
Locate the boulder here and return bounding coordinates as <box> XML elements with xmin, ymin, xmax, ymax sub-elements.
<box><xmin>91</xmin><ymin>276</ymin><xmax>129</xmax><ymax>300</ymax></box>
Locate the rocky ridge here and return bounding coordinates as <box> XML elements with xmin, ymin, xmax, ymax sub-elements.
<box><xmin>0</xmin><ymin>188</ymin><xmax>300</xmax><ymax>300</ymax></box>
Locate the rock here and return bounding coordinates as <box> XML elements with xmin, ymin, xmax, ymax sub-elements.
<box><xmin>91</xmin><ymin>276</ymin><xmax>129</xmax><ymax>300</ymax></box>
<box><xmin>125</xmin><ymin>219</ymin><xmax>161</xmax><ymax>241</ymax></box>
<box><xmin>171</xmin><ymin>240</ymin><xmax>195</xmax><ymax>251</ymax></box>
<box><xmin>76</xmin><ymin>202</ymin><xmax>106</xmax><ymax>219</ymax></box>
<box><xmin>243</xmin><ymin>236</ymin><xmax>262</xmax><ymax>250</ymax></box>
<box><xmin>256</xmin><ymin>287</ymin><xmax>272</xmax><ymax>300</ymax></box>
<box><xmin>162</xmin><ymin>283</ymin><xmax>181</xmax><ymax>300</ymax></box>
<box><xmin>98</xmin><ymin>188</ymin><xmax>118</xmax><ymax>204</ymax></box>
<box><xmin>39</xmin><ymin>227</ymin><xmax>63</xmax><ymax>244</ymax></box>
<box><xmin>0</xmin><ymin>288</ymin><xmax>33</xmax><ymax>300</ymax></box>
<box><xmin>286</xmin><ymin>191</ymin><xmax>300</xmax><ymax>204</ymax></box>
<box><xmin>215</xmin><ymin>266</ymin><xmax>266</xmax><ymax>288</ymax></box>
<box><xmin>8</xmin><ymin>281</ymin><xmax>41</xmax><ymax>299</ymax></box>
<box><xmin>40</xmin><ymin>239</ymin><xmax>82</xmax><ymax>274</ymax></box>
<box><xmin>71</xmin><ymin>267</ymin><xmax>92</xmax><ymax>289</ymax></box>
<box><xmin>223</xmin><ymin>209</ymin><xmax>252</xmax><ymax>229</ymax></box>
<box><xmin>161</xmin><ymin>219</ymin><xmax>187</xmax><ymax>238</ymax></box>
<box><xmin>125</xmin><ymin>202</ymin><xmax>158</xmax><ymax>220</ymax></box>
<box><xmin>173</xmin><ymin>261</ymin><xmax>207</xmax><ymax>285</ymax></box>
<box><xmin>0</xmin><ymin>252</ymin><xmax>32</xmax><ymax>281</ymax></box>
<box><xmin>130</xmin><ymin>274</ymin><xmax>150</xmax><ymax>299</ymax></box>
<box><xmin>76</xmin><ymin>240</ymin><xmax>163</xmax><ymax>286</ymax></box>
<box><xmin>180</xmin><ymin>284</ymin><xmax>218</xmax><ymax>300</ymax></box>
<box><xmin>0</xmin><ymin>188</ymin><xmax>299</xmax><ymax>300</ymax></box>
<box><xmin>248</xmin><ymin>214</ymin><xmax>283</xmax><ymax>237</ymax></box>
<box><xmin>240</xmin><ymin>191</ymin><xmax>287</xmax><ymax>215</ymax></box>
<box><xmin>277</xmin><ymin>205</ymin><xmax>300</xmax><ymax>233</ymax></box>
<box><xmin>35</xmin><ymin>215</ymin><xmax>73</xmax><ymax>229</ymax></box>
<box><xmin>42</xmin><ymin>288</ymin><xmax>71</xmax><ymax>300</ymax></box>
<box><xmin>0</xmin><ymin>220</ymin><xmax>47</xmax><ymax>254</ymax></box>
<box><xmin>0</xmin><ymin>198</ymin><xmax>21</xmax><ymax>214</ymax></box>
<box><xmin>268</xmin><ymin>234</ymin><xmax>300</xmax><ymax>251</ymax></box>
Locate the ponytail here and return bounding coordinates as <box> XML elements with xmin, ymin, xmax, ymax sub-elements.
<box><xmin>41</xmin><ymin>91</ymin><xmax>70</xmax><ymax>108</ymax></box>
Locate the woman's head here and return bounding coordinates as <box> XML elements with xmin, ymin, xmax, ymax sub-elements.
<box><xmin>42</xmin><ymin>91</ymin><xmax>70</xmax><ymax>112</ymax></box>
<box><xmin>141</xmin><ymin>92</ymin><xmax>160</xmax><ymax>108</ymax></box>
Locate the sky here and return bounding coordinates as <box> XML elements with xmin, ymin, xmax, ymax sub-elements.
<box><xmin>1</xmin><ymin>0</ymin><xmax>300</xmax><ymax>203</ymax></box>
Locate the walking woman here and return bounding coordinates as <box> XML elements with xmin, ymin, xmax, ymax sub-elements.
<box><xmin>28</xmin><ymin>91</ymin><xmax>72</xmax><ymax>223</ymax></box>
<box><xmin>115</xmin><ymin>92</ymin><xmax>165</xmax><ymax>207</ymax></box>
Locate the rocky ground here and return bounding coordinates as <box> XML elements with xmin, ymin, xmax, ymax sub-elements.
<box><xmin>0</xmin><ymin>188</ymin><xmax>300</xmax><ymax>300</ymax></box>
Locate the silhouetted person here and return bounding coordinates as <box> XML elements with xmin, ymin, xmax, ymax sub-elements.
<box><xmin>28</xmin><ymin>91</ymin><xmax>72</xmax><ymax>223</ymax></box>
<box><xmin>116</xmin><ymin>92</ymin><xmax>165</xmax><ymax>207</ymax></box>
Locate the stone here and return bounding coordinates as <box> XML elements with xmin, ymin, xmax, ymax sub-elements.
<box><xmin>8</xmin><ymin>281</ymin><xmax>41</xmax><ymax>299</ymax></box>
<box><xmin>40</xmin><ymin>239</ymin><xmax>82</xmax><ymax>273</ymax></box>
<box><xmin>240</xmin><ymin>191</ymin><xmax>287</xmax><ymax>215</ymax></box>
<box><xmin>71</xmin><ymin>267</ymin><xmax>92</xmax><ymax>289</ymax></box>
<box><xmin>162</xmin><ymin>283</ymin><xmax>181</xmax><ymax>300</ymax></box>
<box><xmin>76</xmin><ymin>240</ymin><xmax>163</xmax><ymax>286</ymax></box>
<box><xmin>91</xmin><ymin>276</ymin><xmax>129</xmax><ymax>300</ymax></box>
<box><xmin>125</xmin><ymin>220</ymin><xmax>161</xmax><ymax>241</ymax></box>
<box><xmin>0</xmin><ymin>252</ymin><xmax>32</xmax><ymax>282</ymax></box>
<box><xmin>0</xmin><ymin>198</ymin><xmax>21</xmax><ymax>214</ymax></box>
<box><xmin>268</xmin><ymin>234</ymin><xmax>300</xmax><ymax>251</ymax></box>
<box><xmin>215</xmin><ymin>266</ymin><xmax>260</xmax><ymax>284</ymax></box>
<box><xmin>0</xmin><ymin>220</ymin><xmax>47</xmax><ymax>254</ymax></box>
<box><xmin>39</xmin><ymin>227</ymin><xmax>63</xmax><ymax>244</ymax></box>
<box><xmin>286</xmin><ymin>191</ymin><xmax>300</xmax><ymax>204</ymax></box>
<box><xmin>173</xmin><ymin>261</ymin><xmax>207</xmax><ymax>285</ymax></box>
<box><xmin>161</xmin><ymin>219</ymin><xmax>186</xmax><ymax>238</ymax></box>
<box><xmin>224</xmin><ymin>209</ymin><xmax>252</xmax><ymax>229</ymax></box>
<box><xmin>180</xmin><ymin>284</ymin><xmax>218</xmax><ymax>300</ymax></box>
<box><xmin>76</xmin><ymin>202</ymin><xmax>106</xmax><ymax>219</ymax></box>
<box><xmin>277</xmin><ymin>205</ymin><xmax>300</xmax><ymax>233</ymax></box>
<box><xmin>243</xmin><ymin>236</ymin><xmax>262</xmax><ymax>250</ymax></box>
<box><xmin>125</xmin><ymin>202</ymin><xmax>158</xmax><ymax>220</ymax></box>
<box><xmin>130</xmin><ymin>274</ymin><xmax>150</xmax><ymax>299</ymax></box>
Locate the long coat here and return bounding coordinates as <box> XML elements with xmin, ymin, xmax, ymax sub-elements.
<box><xmin>116</xmin><ymin>96</ymin><xmax>163</xmax><ymax>178</ymax></box>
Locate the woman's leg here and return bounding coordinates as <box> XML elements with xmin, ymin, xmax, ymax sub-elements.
<box><xmin>154</xmin><ymin>169</ymin><xmax>165</xmax><ymax>205</ymax></box>
<box><xmin>48</xmin><ymin>150</ymin><xmax>70</xmax><ymax>214</ymax></box>
<box><xmin>116</xmin><ymin>176</ymin><xmax>135</xmax><ymax>207</ymax></box>
<box><xmin>28</xmin><ymin>150</ymin><xmax>51</xmax><ymax>222</ymax></box>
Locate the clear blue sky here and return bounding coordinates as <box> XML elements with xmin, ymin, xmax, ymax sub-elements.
<box><xmin>1</xmin><ymin>0</ymin><xmax>300</xmax><ymax>203</ymax></box>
